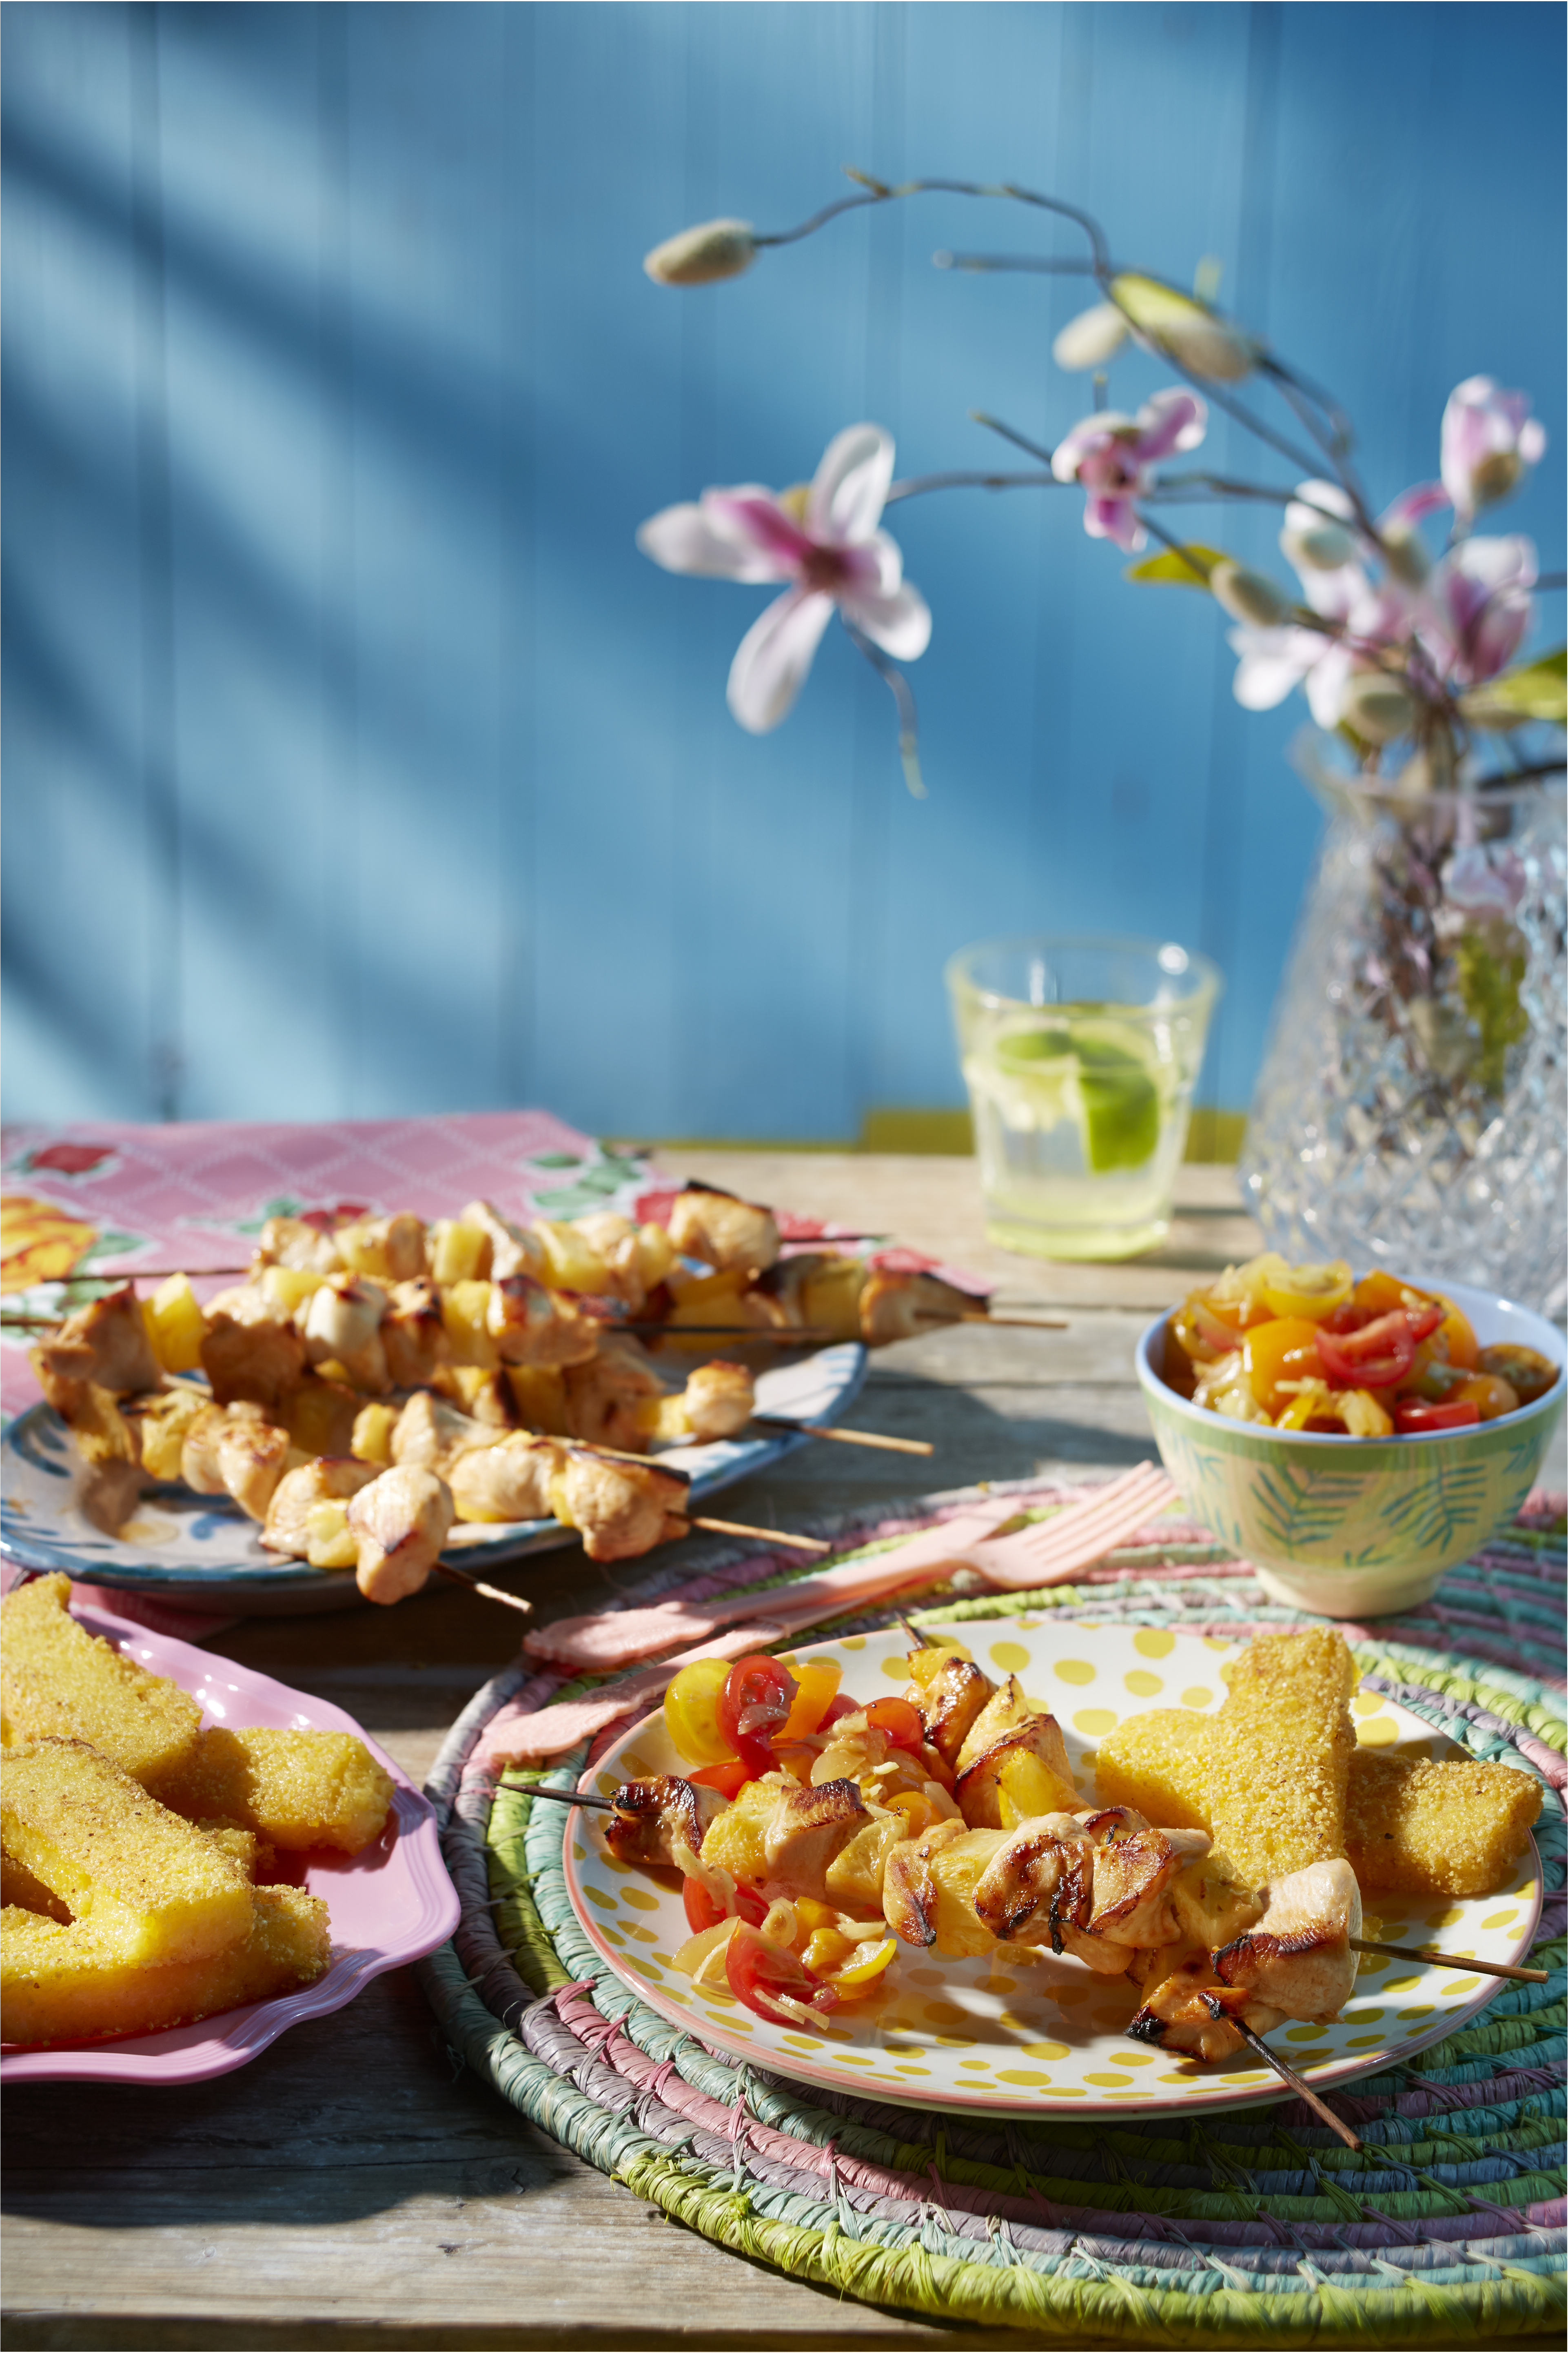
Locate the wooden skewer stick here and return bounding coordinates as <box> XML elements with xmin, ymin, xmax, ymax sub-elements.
<box><xmin>524</xmin><ymin>1785</ymin><xmax>617</xmax><ymax>1811</ymax></box>
<box><xmin>752</xmin><ymin>1416</ymin><xmax>933</xmax><ymax>1457</ymax></box>
<box><xmin>1232</xmin><ymin>2021</ymin><xmax>1361</xmax><ymax>2150</ymax></box>
<box><xmin>620</xmin><ymin>1324</ymin><xmax>846</xmax><ymax>1344</ymax></box>
<box><xmin>681</xmin><ymin>1515</ymin><xmax>830</xmax><ymax>1555</ymax></box>
<box><xmin>1350</xmin><ymin>1936</ymin><xmax>1548</xmax><ymax>1986</ymax></box>
<box><xmin>435</xmin><ymin>1563</ymin><xmax>533</xmax><ymax>1616</ymax></box>
<box><xmin>919</xmin><ymin>1311</ymin><xmax>1069</xmax><ymax>1331</ymax></box>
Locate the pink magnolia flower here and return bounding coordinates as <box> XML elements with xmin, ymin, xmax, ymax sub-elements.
<box><xmin>1418</xmin><ymin>535</ymin><xmax>1537</xmax><ymax>687</ymax></box>
<box><xmin>636</xmin><ymin>424</ymin><xmax>931</xmax><ymax>733</ymax></box>
<box><xmin>1227</xmin><ymin>482</ymin><xmax>1405</xmax><ymax>724</ymax></box>
<box><xmin>1050</xmin><ymin>390</ymin><xmax>1207</xmax><ymax>553</ymax></box>
<box><xmin>1441</xmin><ymin>377</ymin><xmax>1547</xmax><ymax>526</ymax></box>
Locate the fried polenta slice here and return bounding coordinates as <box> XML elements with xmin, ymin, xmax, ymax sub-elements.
<box><xmin>0</xmin><ymin>1740</ymin><xmax>251</xmax><ymax>1965</ymax></box>
<box><xmin>161</xmin><ymin>1727</ymin><xmax>394</xmax><ymax>1855</ymax></box>
<box><xmin>1203</xmin><ymin>1628</ymin><xmax>1356</xmax><ymax>1884</ymax></box>
<box><xmin>0</xmin><ymin>1885</ymin><xmax>330</xmax><ymax>2047</ymax></box>
<box><xmin>0</xmin><ymin>1574</ymin><xmax>203</xmax><ymax>1800</ymax></box>
<box><xmin>1346</xmin><ymin>1748</ymin><xmax>1542</xmax><ymax>1897</ymax></box>
<box><xmin>1095</xmin><ymin>1708</ymin><xmax>1211</xmax><ymax>1829</ymax></box>
<box><xmin>1</xmin><ymin>1847</ymin><xmax>72</xmax><ymax>1923</ymax></box>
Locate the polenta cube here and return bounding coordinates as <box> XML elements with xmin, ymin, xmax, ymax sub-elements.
<box><xmin>1346</xmin><ymin>1748</ymin><xmax>1541</xmax><ymax>1896</ymax></box>
<box><xmin>1204</xmin><ymin>1627</ymin><xmax>1356</xmax><ymax>1884</ymax></box>
<box><xmin>0</xmin><ymin>1741</ymin><xmax>252</xmax><ymax>1965</ymax></box>
<box><xmin>0</xmin><ymin>1574</ymin><xmax>203</xmax><ymax>1800</ymax></box>
<box><xmin>160</xmin><ymin>1727</ymin><xmax>394</xmax><ymax>1854</ymax></box>
<box><xmin>1</xmin><ymin>1885</ymin><xmax>330</xmax><ymax>2047</ymax></box>
<box><xmin>1095</xmin><ymin>1709</ymin><xmax>1212</xmax><ymax>1830</ymax></box>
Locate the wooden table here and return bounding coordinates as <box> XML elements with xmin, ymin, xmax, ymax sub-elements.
<box><xmin>4</xmin><ymin>1159</ymin><xmax>1560</xmax><ymax>2351</ymax></box>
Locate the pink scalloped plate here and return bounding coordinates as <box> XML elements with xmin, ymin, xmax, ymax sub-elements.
<box><xmin>1</xmin><ymin>1599</ymin><xmax>459</xmax><ymax>2083</ymax></box>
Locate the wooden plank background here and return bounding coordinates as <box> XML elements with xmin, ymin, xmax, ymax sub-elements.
<box><xmin>3</xmin><ymin>2</ymin><xmax>1563</xmax><ymax>1140</ymax></box>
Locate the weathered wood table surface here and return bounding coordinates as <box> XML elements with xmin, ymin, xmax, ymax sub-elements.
<box><xmin>4</xmin><ymin>1157</ymin><xmax>1559</xmax><ymax>2352</ymax></box>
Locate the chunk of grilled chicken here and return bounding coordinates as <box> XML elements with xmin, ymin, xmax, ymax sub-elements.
<box><xmin>347</xmin><ymin>1463</ymin><xmax>455</xmax><ymax>1604</ymax></box>
<box><xmin>858</xmin><ymin>1270</ymin><xmax>979</xmax><ymax>1346</ymax></box>
<box><xmin>300</xmin><ymin>1275</ymin><xmax>390</xmax><ymax>1394</ymax></box>
<box><xmin>953</xmin><ymin>1674</ymin><xmax>1047</xmax><ymax>1772</ymax></box>
<box><xmin>678</xmin><ymin>1361</ymin><xmax>756</xmax><ymax>1442</ymax></box>
<box><xmin>381</xmin><ymin>1279</ymin><xmax>448</xmax><ymax>1387</ymax></box>
<box><xmin>390</xmin><ymin>1390</ymin><xmax>502</xmax><ymax>1478</ymax></box>
<box><xmin>129</xmin><ymin>1385</ymin><xmax>210</xmax><ymax>1483</ymax></box>
<box><xmin>215</xmin><ymin>1415</ymin><xmax>294</xmax><ymax>1523</ymax></box>
<box><xmin>180</xmin><ymin>1401</ymin><xmax>271</xmax><ymax>1495</ymax></box>
<box><xmin>548</xmin><ymin>1450</ymin><xmax>688</xmax><ymax>1563</ymax></box>
<box><xmin>200</xmin><ymin>1285</ymin><xmax>308</xmax><ymax>1409</ymax></box>
<box><xmin>914</xmin><ymin>1653</ymin><xmax>995</xmax><ymax>1768</ymax></box>
<box><xmin>762</xmin><ymin>1778</ymin><xmax>870</xmax><ymax>1902</ymax></box>
<box><xmin>34</xmin><ymin>1375</ymin><xmax>142</xmax><ymax>1473</ymax></box>
<box><xmin>602</xmin><ymin>1775</ymin><xmax>728</xmax><ymax>1869</ymax></box>
<box><xmin>954</xmin><ymin>1714</ymin><xmax>1078</xmax><ymax>1830</ymax></box>
<box><xmin>253</xmin><ymin>1215</ymin><xmax>345</xmax><ymax>1276</ymax></box>
<box><xmin>562</xmin><ymin>1334</ymin><xmax>664</xmax><ymax>1451</ymax></box>
<box><xmin>487</xmin><ymin>1274</ymin><xmax>599</xmax><ymax>1370</ymax></box>
<box><xmin>1127</xmin><ymin>1859</ymin><xmax>1361</xmax><ymax>2061</ymax></box>
<box><xmin>31</xmin><ymin>1285</ymin><xmax>161</xmax><ymax>1399</ymax></box>
<box><xmin>334</xmin><ymin>1214</ymin><xmax>427</xmax><ymax>1284</ymax></box>
<box><xmin>461</xmin><ymin>1199</ymin><xmax>548</xmax><ymax>1283</ymax></box>
<box><xmin>447</xmin><ymin>1432</ymin><xmax>559</xmax><ymax>1525</ymax></box>
<box><xmin>262</xmin><ymin>1456</ymin><xmax>379</xmax><ymax>1554</ymax></box>
<box><xmin>667</xmin><ymin>1183</ymin><xmax>780</xmax><ymax>1276</ymax></box>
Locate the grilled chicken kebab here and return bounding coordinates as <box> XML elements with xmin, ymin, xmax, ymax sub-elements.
<box><xmin>569</xmin><ymin>1631</ymin><xmax>1365</xmax><ymax>2054</ymax></box>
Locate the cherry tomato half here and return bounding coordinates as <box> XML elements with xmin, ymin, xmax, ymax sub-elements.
<box><xmin>724</xmin><ymin>1923</ymin><xmax>838</xmax><ymax>2025</ymax></box>
<box><xmin>1394</xmin><ymin>1398</ymin><xmax>1482</xmax><ymax>1434</ymax></box>
<box><xmin>717</xmin><ymin>1655</ymin><xmax>798</xmax><ymax>1778</ymax></box>
<box><xmin>1316</xmin><ymin>1303</ymin><xmax>1444</xmax><ymax>1389</ymax></box>
<box><xmin>663</xmin><ymin>1656</ymin><xmax>736</xmax><ymax>1767</ymax></box>
<box><xmin>688</xmin><ymin>1758</ymin><xmax>751</xmax><ymax>1800</ymax></box>
<box><xmin>864</xmin><ymin>1696</ymin><xmax>926</xmax><ymax>1751</ymax></box>
<box><xmin>681</xmin><ymin>1876</ymin><xmax>768</xmax><ymax>1934</ymax></box>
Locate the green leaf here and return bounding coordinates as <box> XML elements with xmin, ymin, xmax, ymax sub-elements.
<box><xmin>1459</xmin><ymin>646</ymin><xmax>1566</xmax><ymax>729</ymax></box>
<box><xmin>1124</xmin><ymin>544</ymin><xmax>1228</xmax><ymax>589</ymax></box>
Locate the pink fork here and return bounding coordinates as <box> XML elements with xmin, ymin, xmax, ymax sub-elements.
<box><xmin>954</xmin><ymin>1460</ymin><xmax>1179</xmax><ymax>1592</ymax></box>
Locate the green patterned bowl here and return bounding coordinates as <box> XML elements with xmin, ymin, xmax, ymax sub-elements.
<box><xmin>1136</xmin><ymin>1276</ymin><xmax>1565</xmax><ymax>1617</ymax></box>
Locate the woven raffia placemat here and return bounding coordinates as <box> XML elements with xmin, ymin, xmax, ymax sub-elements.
<box><xmin>417</xmin><ymin>1475</ymin><xmax>1568</xmax><ymax>2346</ymax></box>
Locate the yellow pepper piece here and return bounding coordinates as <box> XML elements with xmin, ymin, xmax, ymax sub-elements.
<box><xmin>779</xmin><ymin>1658</ymin><xmax>841</xmax><ymax>1741</ymax></box>
<box><xmin>1260</xmin><ymin>1260</ymin><xmax>1352</xmax><ymax>1322</ymax></box>
<box><xmin>832</xmin><ymin>1933</ymin><xmax>898</xmax><ymax>1989</ymax></box>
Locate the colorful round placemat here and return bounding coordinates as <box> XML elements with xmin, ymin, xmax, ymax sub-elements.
<box><xmin>418</xmin><ymin>1474</ymin><xmax>1567</xmax><ymax>2345</ymax></box>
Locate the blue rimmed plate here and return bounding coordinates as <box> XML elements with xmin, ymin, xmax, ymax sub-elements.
<box><xmin>0</xmin><ymin>1342</ymin><xmax>865</xmax><ymax>1614</ymax></box>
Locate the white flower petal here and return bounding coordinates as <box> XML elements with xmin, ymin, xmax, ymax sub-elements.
<box><xmin>807</xmin><ymin>425</ymin><xmax>894</xmax><ymax>545</ymax></box>
<box><xmin>637</xmin><ymin>498</ymin><xmax>790</xmax><ymax>582</ymax></box>
<box><xmin>1052</xmin><ymin>303</ymin><xmax>1130</xmax><ymax>372</ymax></box>
<box><xmin>726</xmin><ymin>589</ymin><xmax>836</xmax><ymax>733</ymax></box>
<box><xmin>841</xmin><ymin>579</ymin><xmax>932</xmax><ymax>662</ymax></box>
<box><xmin>854</xmin><ymin>530</ymin><xmax>906</xmax><ymax>596</ymax></box>
<box><xmin>1228</xmin><ymin>624</ymin><xmax>1317</xmax><ymax>710</ymax></box>
<box><xmin>1304</xmin><ymin>644</ymin><xmax>1354</xmax><ymax>728</ymax></box>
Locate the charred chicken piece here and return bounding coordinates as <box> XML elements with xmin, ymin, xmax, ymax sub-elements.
<box><xmin>381</xmin><ymin>1279</ymin><xmax>448</xmax><ymax>1388</ymax></box>
<box><xmin>678</xmin><ymin>1361</ymin><xmax>756</xmax><ymax>1441</ymax></box>
<box><xmin>1127</xmin><ymin>1858</ymin><xmax>1361</xmax><ymax>2061</ymax></box>
<box><xmin>180</xmin><ymin>1401</ymin><xmax>270</xmax><ymax>1495</ymax></box>
<box><xmin>914</xmin><ymin>1653</ymin><xmax>995</xmax><ymax>1768</ymax></box>
<box><xmin>348</xmin><ymin>1464</ymin><xmax>455</xmax><ymax>1605</ymax></box>
<box><xmin>253</xmin><ymin>1215</ymin><xmax>344</xmax><ymax>1275</ymax></box>
<box><xmin>858</xmin><ymin>1270</ymin><xmax>980</xmax><ymax>1346</ymax></box>
<box><xmin>262</xmin><ymin>1456</ymin><xmax>379</xmax><ymax>1554</ymax></box>
<box><xmin>602</xmin><ymin>1775</ymin><xmax>729</xmax><ymax>1868</ymax></box>
<box><xmin>301</xmin><ymin>1275</ymin><xmax>390</xmax><ymax>1394</ymax></box>
<box><xmin>390</xmin><ymin>1390</ymin><xmax>501</xmax><ymax>1478</ymax></box>
<box><xmin>31</xmin><ymin>1285</ymin><xmax>161</xmax><ymax>1399</ymax></box>
<box><xmin>487</xmin><ymin>1274</ymin><xmax>599</xmax><ymax>1370</ymax></box>
<box><xmin>761</xmin><ymin>1778</ymin><xmax>870</xmax><ymax>1903</ymax></box>
<box><xmin>461</xmin><ymin>1199</ymin><xmax>547</xmax><ymax>1282</ymax></box>
<box><xmin>200</xmin><ymin>1285</ymin><xmax>308</xmax><ymax>1409</ymax></box>
<box><xmin>447</xmin><ymin>1432</ymin><xmax>560</xmax><ymax>1525</ymax></box>
<box><xmin>667</xmin><ymin>1182</ymin><xmax>780</xmax><ymax>1276</ymax></box>
<box><xmin>549</xmin><ymin>1449</ymin><xmax>688</xmax><ymax>1563</ymax></box>
<box><xmin>562</xmin><ymin>1334</ymin><xmax>665</xmax><ymax>1450</ymax></box>
<box><xmin>882</xmin><ymin>1820</ymin><xmax>991</xmax><ymax>1956</ymax></box>
<box><xmin>570</xmin><ymin>1211</ymin><xmax>648</xmax><ymax>1314</ymax></box>
<box><xmin>215</xmin><ymin>1415</ymin><xmax>294</xmax><ymax>1523</ymax></box>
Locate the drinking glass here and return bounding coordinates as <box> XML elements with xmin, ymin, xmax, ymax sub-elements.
<box><xmin>945</xmin><ymin>935</ymin><xmax>1221</xmax><ymax>1261</ymax></box>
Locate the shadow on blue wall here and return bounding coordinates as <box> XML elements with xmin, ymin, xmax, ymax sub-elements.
<box><xmin>4</xmin><ymin>2</ymin><xmax>1563</xmax><ymax>1138</ymax></box>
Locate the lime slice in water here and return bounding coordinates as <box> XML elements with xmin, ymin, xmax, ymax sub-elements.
<box><xmin>994</xmin><ymin>1019</ymin><xmax>1162</xmax><ymax>1174</ymax></box>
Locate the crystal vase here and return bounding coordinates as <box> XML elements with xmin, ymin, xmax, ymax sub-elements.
<box><xmin>1240</xmin><ymin>732</ymin><xmax>1567</xmax><ymax>1315</ymax></box>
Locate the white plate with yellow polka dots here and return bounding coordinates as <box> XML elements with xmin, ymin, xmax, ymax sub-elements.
<box><xmin>560</xmin><ymin>1618</ymin><xmax>1543</xmax><ymax>2120</ymax></box>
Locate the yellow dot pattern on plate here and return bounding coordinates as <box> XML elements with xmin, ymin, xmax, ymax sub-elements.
<box><xmin>621</xmin><ymin>1887</ymin><xmax>659</xmax><ymax>1911</ymax></box>
<box><xmin>1124</xmin><ymin>1670</ymin><xmax>1163</xmax><ymax>1698</ymax></box>
<box><xmin>1382</xmin><ymin>1974</ymin><xmax>1423</xmax><ymax>1994</ymax></box>
<box><xmin>1055</xmin><ymin>1659</ymin><xmax>1096</xmax><ymax>1686</ymax></box>
<box><xmin>989</xmin><ymin>1640</ymin><xmax>1031</xmax><ymax>1673</ymax></box>
<box><xmin>620</xmin><ymin>1751</ymin><xmax>650</xmax><ymax>1776</ymax></box>
<box><xmin>626</xmin><ymin>1924</ymin><xmax>658</xmax><ymax>1943</ymax></box>
<box><xmin>1482</xmin><ymin>1907</ymin><xmax>1519</xmax><ymax>1930</ymax></box>
<box><xmin>1110</xmin><ymin>2050</ymin><xmax>1156</xmax><ymax>2066</ymax></box>
<box><xmin>995</xmin><ymin>2070</ymin><xmax>1053</xmax><ymax>2087</ymax></box>
<box><xmin>1019</xmin><ymin>2041</ymin><xmax>1069</xmax><ymax>2062</ymax></box>
<box><xmin>1133</xmin><ymin>1629</ymin><xmax>1175</xmax><ymax>1659</ymax></box>
<box><xmin>599</xmin><ymin>1927</ymin><xmax>626</xmax><ymax>1948</ymax></box>
<box><xmin>585</xmin><ymin>1887</ymin><xmax>617</xmax><ymax>1912</ymax></box>
<box><xmin>1351</xmin><ymin>1693</ymin><xmax>1384</xmax><ymax>1717</ymax></box>
<box><xmin>922</xmin><ymin>2000</ymin><xmax>969</xmax><ymax>2027</ymax></box>
<box><xmin>1180</xmin><ymin>1687</ymin><xmax>1213</xmax><ymax>1709</ymax></box>
<box><xmin>894</xmin><ymin>2066</ymin><xmax>931</xmax><ymax>2076</ymax></box>
<box><xmin>958</xmin><ymin>2058</ymin><xmax>990</xmax><ymax>2071</ymax></box>
<box><xmin>1397</xmin><ymin>2005</ymin><xmax>1437</xmax><ymax>2019</ymax></box>
<box><xmin>1344</xmin><ymin>2034</ymin><xmax>1386</xmax><ymax>2049</ymax></box>
<box><xmin>1356</xmin><ymin>1717</ymin><xmax>1399</xmax><ymax>1745</ymax></box>
<box><xmin>1084</xmin><ymin>2073</ymin><xmax>1133</xmax><ymax>2088</ymax></box>
<box><xmin>838</xmin><ymin>1636</ymin><xmax>866</xmax><ymax>1652</ymax></box>
<box><xmin>571</xmin><ymin>1843</ymin><xmax>586</xmax><ymax>1863</ymax></box>
<box><xmin>880</xmin><ymin>1654</ymin><xmax>910</xmax><ymax>1680</ymax></box>
<box><xmin>1439</xmin><ymin>1977</ymin><xmax>1480</xmax><ymax>1996</ymax></box>
<box><xmin>1073</xmin><ymin>1708</ymin><xmax>1117</xmax><ymax>1738</ymax></box>
<box><xmin>1284</xmin><ymin>2025</ymin><xmax>1326</xmax><ymax>2042</ymax></box>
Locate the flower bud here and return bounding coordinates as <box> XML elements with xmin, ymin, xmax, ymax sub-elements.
<box><xmin>1380</xmin><ymin>520</ymin><xmax>1431</xmax><ymax>590</ymax></box>
<box><xmin>1052</xmin><ymin>302</ymin><xmax>1130</xmax><ymax>372</ymax></box>
<box><xmin>1110</xmin><ymin>274</ymin><xmax>1257</xmax><ymax>383</ymax></box>
<box><xmin>643</xmin><ymin>218</ymin><xmax>757</xmax><ymax>287</ymax></box>
<box><xmin>1338</xmin><ymin>670</ymin><xmax>1418</xmax><ymax>744</ymax></box>
<box><xmin>1281</xmin><ymin>520</ymin><xmax>1357</xmax><ymax>573</ymax></box>
<box><xmin>1208</xmin><ymin>559</ymin><xmax>1292</xmax><ymax>628</ymax></box>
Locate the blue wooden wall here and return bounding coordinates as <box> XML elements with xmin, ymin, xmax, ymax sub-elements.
<box><xmin>4</xmin><ymin>2</ymin><xmax>1563</xmax><ymax>1140</ymax></box>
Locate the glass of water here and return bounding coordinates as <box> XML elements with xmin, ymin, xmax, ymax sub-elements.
<box><xmin>945</xmin><ymin>935</ymin><xmax>1221</xmax><ymax>1261</ymax></box>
